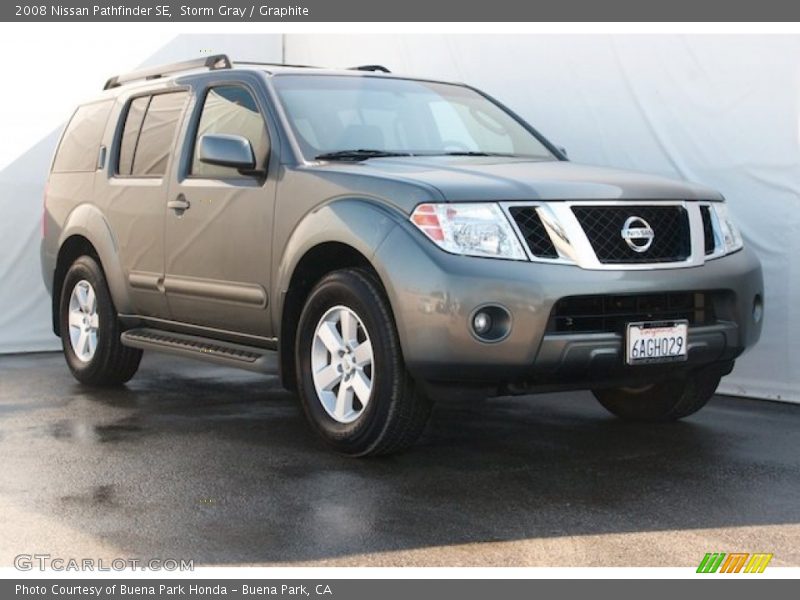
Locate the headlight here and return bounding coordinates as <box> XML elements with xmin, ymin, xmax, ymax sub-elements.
<box><xmin>711</xmin><ymin>202</ymin><xmax>744</xmax><ymax>254</ymax></box>
<box><xmin>410</xmin><ymin>203</ymin><xmax>527</xmax><ymax>260</ymax></box>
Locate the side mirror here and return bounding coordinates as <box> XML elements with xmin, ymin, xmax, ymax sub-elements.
<box><xmin>557</xmin><ymin>145</ymin><xmax>568</xmax><ymax>159</ymax></box>
<box><xmin>198</xmin><ymin>134</ymin><xmax>258</xmax><ymax>174</ymax></box>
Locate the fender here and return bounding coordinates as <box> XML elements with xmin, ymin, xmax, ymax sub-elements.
<box><xmin>58</xmin><ymin>203</ymin><xmax>133</xmax><ymax>315</ymax></box>
<box><xmin>272</xmin><ymin>197</ymin><xmax>406</xmax><ymax>329</ymax></box>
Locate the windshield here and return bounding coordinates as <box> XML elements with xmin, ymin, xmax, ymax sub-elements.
<box><xmin>271</xmin><ymin>75</ymin><xmax>556</xmax><ymax>161</ymax></box>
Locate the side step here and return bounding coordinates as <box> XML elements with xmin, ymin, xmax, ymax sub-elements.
<box><xmin>121</xmin><ymin>328</ymin><xmax>278</xmax><ymax>374</ymax></box>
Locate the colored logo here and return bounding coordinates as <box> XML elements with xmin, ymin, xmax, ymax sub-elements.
<box><xmin>697</xmin><ymin>553</ymin><xmax>773</xmax><ymax>573</ymax></box>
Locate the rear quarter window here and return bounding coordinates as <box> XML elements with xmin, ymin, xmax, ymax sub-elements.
<box><xmin>52</xmin><ymin>101</ymin><xmax>113</xmax><ymax>173</ymax></box>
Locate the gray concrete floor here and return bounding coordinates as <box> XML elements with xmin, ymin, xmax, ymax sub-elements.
<box><xmin>0</xmin><ymin>352</ymin><xmax>798</xmax><ymax>567</ymax></box>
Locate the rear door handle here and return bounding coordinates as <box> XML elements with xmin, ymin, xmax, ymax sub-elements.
<box><xmin>168</xmin><ymin>194</ymin><xmax>190</xmax><ymax>214</ymax></box>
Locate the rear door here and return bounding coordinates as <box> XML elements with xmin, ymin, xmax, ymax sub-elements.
<box><xmin>99</xmin><ymin>88</ymin><xmax>190</xmax><ymax>319</ymax></box>
<box><xmin>163</xmin><ymin>79</ymin><xmax>277</xmax><ymax>337</ymax></box>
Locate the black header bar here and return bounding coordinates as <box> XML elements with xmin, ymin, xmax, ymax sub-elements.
<box><xmin>5</xmin><ymin>0</ymin><xmax>800</xmax><ymax>22</ymax></box>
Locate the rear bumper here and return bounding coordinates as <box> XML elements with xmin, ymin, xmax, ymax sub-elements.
<box><xmin>374</xmin><ymin>223</ymin><xmax>764</xmax><ymax>389</ymax></box>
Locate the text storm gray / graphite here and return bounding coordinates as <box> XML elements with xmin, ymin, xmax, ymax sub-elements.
<box><xmin>36</xmin><ymin>5</ymin><xmax>311</xmax><ymax>18</ymax></box>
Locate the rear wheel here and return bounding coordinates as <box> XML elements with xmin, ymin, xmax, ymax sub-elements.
<box><xmin>60</xmin><ymin>255</ymin><xmax>142</xmax><ymax>386</ymax></box>
<box><xmin>295</xmin><ymin>268</ymin><xmax>432</xmax><ymax>456</ymax></box>
<box><xmin>593</xmin><ymin>368</ymin><xmax>721</xmax><ymax>421</ymax></box>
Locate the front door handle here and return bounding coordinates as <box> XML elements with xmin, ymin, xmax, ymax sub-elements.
<box><xmin>168</xmin><ymin>194</ymin><xmax>190</xmax><ymax>215</ymax></box>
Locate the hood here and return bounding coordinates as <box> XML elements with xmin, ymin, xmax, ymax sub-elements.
<box><xmin>313</xmin><ymin>157</ymin><xmax>722</xmax><ymax>202</ymax></box>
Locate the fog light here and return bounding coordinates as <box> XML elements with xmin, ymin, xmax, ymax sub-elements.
<box><xmin>753</xmin><ymin>295</ymin><xmax>763</xmax><ymax>323</ymax></box>
<box><xmin>469</xmin><ymin>304</ymin><xmax>512</xmax><ymax>342</ymax></box>
<box><xmin>473</xmin><ymin>311</ymin><xmax>492</xmax><ymax>335</ymax></box>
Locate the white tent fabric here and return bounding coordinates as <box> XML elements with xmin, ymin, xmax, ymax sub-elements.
<box><xmin>287</xmin><ymin>34</ymin><xmax>799</xmax><ymax>402</ymax></box>
<box><xmin>0</xmin><ymin>130</ymin><xmax>61</xmax><ymax>353</ymax></box>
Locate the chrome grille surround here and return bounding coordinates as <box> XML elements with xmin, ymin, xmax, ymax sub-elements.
<box><xmin>501</xmin><ymin>200</ymin><xmax>729</xmax><ymax>270</ymax></box>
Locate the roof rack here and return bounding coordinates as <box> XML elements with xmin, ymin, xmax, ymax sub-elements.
<box><xmin>102</xmin><ymin>56</ymin><xmax>392</xmax><ymax>90</ymax></box>
<box><xmin>350</xmin><ymin>65</ymin><xmax>391</xmax><ymax>73</ymax></box>
<box><xmin>103</xmin><ymin>54</ymin><xmax>232</xmax><ymax>90</ymax></box>
<box><xmin>234</xmin><ymin>60</ymin><xmax>321</xmax><ymax>69</ymax></box>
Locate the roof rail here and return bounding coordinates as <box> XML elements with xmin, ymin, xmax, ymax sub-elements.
<box><xmin>233</xmin><ymin>60</ymin><xmax>321</xmax><ymax>69</ymax></box>
<box><xmin>103</xmin><ymin>54</ymin><xmax>232</xmax><ymax>90</ymax></box>
<box><xmin>349</xmin><ymin>65</ymin><xmax>391</xmax><ymax>73</ymax></box>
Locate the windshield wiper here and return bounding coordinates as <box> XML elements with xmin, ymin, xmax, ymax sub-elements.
<box><xmin>315</xmin><ymin>149</ymin><xmax>527</xmax><ymax>161</ymax></box>
<box><xmin>435</xmin><ymin>151</ymin><xmax>518</xmax><ymax>157</ymax></box>
<box><xmin>315</xmin><ymin>149</ymin><xmax>413</xmax><ymax>161</ymax></box>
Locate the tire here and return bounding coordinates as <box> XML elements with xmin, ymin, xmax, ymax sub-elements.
<box><xmin>59</xmin><ymin>255</ymin><xmax>142</xmax><ymax>386</ymax></box>
<box><xmin>295</xmin><ymin>268</ymin><xmax>432</xmax><ymax>456</ymax></box>
<box><xmin>593</xmin><ymin>368</ymin><xmax>721</xmax><ymax>422</ymax></box>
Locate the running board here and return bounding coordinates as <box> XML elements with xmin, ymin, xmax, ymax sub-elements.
<box><xmin>121</xmin><ymin>328</ymin><xmax>278</xmax><ymax>374</ymax></box>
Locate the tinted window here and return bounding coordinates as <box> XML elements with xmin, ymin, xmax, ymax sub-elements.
<box><xmin>117</xmin><ymin>92</ymin><xmax>188</xmax><ymax>177</ymax></box>
<box><xmin>130</xmin><ymin>92</ymin><xmax>188</xmax><ymax>176</ymax></box>
<box><xmin>52</xmin><ymin>101</ymin><xmax>113</xmax><ymax>173</ymax></box>
<box><xmin>191</xmin><ymin>86</ymin><xmax>269</xmax><ymax>178</ymax></box>
<box><xmin>117</xmin><ymin>96</ymin><xmax>149</xmax><ymax>175</ymax></box>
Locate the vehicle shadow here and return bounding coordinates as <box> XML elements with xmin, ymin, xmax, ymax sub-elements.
<box><xmin>2</xmin><ymin>352</ymin><xmax>799</xmax><ymax>565</ymax></box>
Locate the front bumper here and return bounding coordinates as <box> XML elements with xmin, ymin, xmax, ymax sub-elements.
<box><xmin>374</xmin><ymin>223</ymin><xmax>763</xmax><ymax>389</ymax></box>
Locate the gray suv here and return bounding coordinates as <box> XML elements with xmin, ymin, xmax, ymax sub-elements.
<box><xmin>41</xmin><ymin>55</ymin><xmax>764</xmax><ymax>456</ymax></box>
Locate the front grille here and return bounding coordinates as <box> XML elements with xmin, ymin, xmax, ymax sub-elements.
<box><xmin>700</xmin><ymin>206</ymin><xmax>716</xmax><ymax>255</ymax></box>
<box><xmin>547</xmin><ymin>292</ymin><xmax>717</xmax><ymax>334</ymax></box>
<box><xmin>572</xmin><ymin>205</ymin><xmax>691</xmax><ymax>263</ymax></box>
<box><xmin>508</xmin><ymin>206</ymin><xmax>558</xmax><ymax>258</ymax></box>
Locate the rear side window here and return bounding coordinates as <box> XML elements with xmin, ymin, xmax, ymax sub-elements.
<box><xmin>117</xmin><ymin>91</ymin><xmax>188</xmax><ymax>177</ymax></box>
<box><xmin>52</xmin><ymin>101</ymin><xmax>113</xmax><ymax>173</ymax></box>
<box><xmin>117</xmin><ymin>96</ymin><xmax>149</xmax><ymax>175</ymax></box>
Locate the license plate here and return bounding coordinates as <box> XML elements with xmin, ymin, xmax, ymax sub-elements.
<box><xmin>626</xmin><ymin>320</ymin><xmax>688</xmax><ymax>365</ymax></box>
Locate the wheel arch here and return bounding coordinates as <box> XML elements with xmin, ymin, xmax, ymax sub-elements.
<box><xmin>276</xmin><ymin>199</ymin><xmax>403</xmax><ymax>390</ymax></box>
<box><xmin>52</xmin><ymin>205</ymin><xmax>131</xmax><ymax>335</ymax></box>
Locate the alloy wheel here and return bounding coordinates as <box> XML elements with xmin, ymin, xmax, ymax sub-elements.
<box><xmin>311</xmin><ymin>305</ymin><xmax>374</xmax><ymax>423</ymax></box>
<box><xmin>68</xmin><ymin>280</ymin><xmax>99</xmax><ymax>362</ymax></box>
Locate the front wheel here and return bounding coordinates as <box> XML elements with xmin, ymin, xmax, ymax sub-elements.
<box><xmin>593</xmin><ymin>368</ymin><xmax>721</xmax><ymax>422</ymax></box>
<box><xmin>295</xmin><ymin>269</ymin><xmax>432</xmax><ymax>456</ymax></box>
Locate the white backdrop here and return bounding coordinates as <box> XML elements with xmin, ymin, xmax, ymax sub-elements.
<box><xmin>0</xmin><ymin>33</ymin><xmax>796</xmax><ymax>402</ymax></box>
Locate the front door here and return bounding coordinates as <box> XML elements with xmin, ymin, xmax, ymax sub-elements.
<box><xmin>164</xmin><ymin>83</ymin><xmax>276</xmax><ymax>338</ymax></box>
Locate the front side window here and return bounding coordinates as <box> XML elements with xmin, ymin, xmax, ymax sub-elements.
<box><xmin>271</xmin><ymin>75</ymin><xmax>555</xmax><ymax>160</ymax></box>
<box><xmin>191</xmin><ymin>85</ymin><xmax>269</xmax><ymax>178</ymax></box>
<box><xmin>117</xmin><ymin>91</ymin><xmax>188</xmax><ymax>177</ymax></box>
